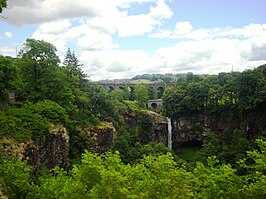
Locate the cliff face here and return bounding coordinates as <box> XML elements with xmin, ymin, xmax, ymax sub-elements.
<box><xmin>1</xmin><ymin>122</ymin><xmax>117</xmax><ymax>171</ymax></box>
<box><xmin>123</xmin><ymin>111</ymin><xmax>168</xmax><ymax>145</ymax></box>
<box><xmin>1</xmin><ymin>125</ymin><xmax>70</xmax><ymax>171</ymax></box>
<box><xmin>171</xmin><ymin>109</ymin><xmax>266</xmax><ymax>148</ymax></box>
<box><xmin>123</xmin><ymin>109</ymin><xmax>266</xmax><ymax>150</ymax></box>
<box><xmin>24</xmin><ymin>125</ymin><xmax>69</xmax><ymax>171</ymax></box>
<box><xmin>77</xmin><ymin>122</ymin><xmax>116</xmax><ymax>154</ymax></box>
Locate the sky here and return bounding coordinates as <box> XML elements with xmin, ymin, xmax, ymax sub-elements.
<box><xmin>0</xmin><ymin>0</ymin><xmax>266</xmax><ymax>81</ymax></box>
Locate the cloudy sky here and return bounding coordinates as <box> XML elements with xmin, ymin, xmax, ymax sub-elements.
<box><xmin>0</xmin><ymin>0</ymin><xmax>266</xmax><ymax>80</ymax></box>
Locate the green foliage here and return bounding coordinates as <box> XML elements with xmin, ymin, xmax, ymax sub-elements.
<box><xmin>133</xmin><ymin>84</ymin><xmax>149</xmax><ymax>106</ymax></box>
<box><xmin>63</xmin><ymin>48</ymin><xmax>82</xmax><ymax>68</ymax></box>
<box><xmin>123</xmin><ymin>100</ymin><xmax>142</xmax><ymax>112</ymax></box>
<box><xmin>197</xmin><ymin>129</ymin><xmax>250</xmax><ymax>166</ymax></box>
<box><xmin>110</xmin><ymin>88</ymin><xmax>126</xmax><ymax>102</ymax></box>
<box><xmin>69</xmin><ymin>131</ymin><xmax>92</xmax><ymax>165</ymax></box>
<box><xmin>1</xmin><ymin>141</ymin><xmax>266</xmax><ymax>198</ymax></box>
<box><xmin>162</xmin><ymin>65</ymin><xmax>266</xmax><ymax>116</ymax></box>
<box><xmin>132</xmin><ymin>73</ymin><xmax>188</xmax><ymax>83</ymax></box>
<box><xmin>162</xmin><ymin>86</ymin><xmax>186</xmax><ymax>117</ymax></box>
<box><xmin>0</xmin><ymin>55</ymin><xmax>19</xmax><ymax>101</ymax></box>
<box><xmin>194</xmin><ymin>156</ymin><xmax>244</xmax><ymax>198</ymax></box>
<box><xmin>0</xmin><ymin>157</ymin><xmax>32</xmax><ymax>199</ymax></box>
<box><xmin>18</xmin><ymin>39</ymin><xmax>60</xmax><ymax>67</ymax></box>
<box><xmin>24</xmin><ymin>100</ymin><xmax>69</xmax><ymax>125</ymax></box>
<box><xmin>17</xmin><ymin>39</ymin><xmax>75</xmax><ymax>104</ymax></box>
<box><xmin>0</xmin><ymin>107</ymin><xmax>50</xmax><ymax>141</ymax></box>
<box><xmin>112</xmin><ymin>112</ymin><xmax>169</xmax><ymax>164</ymax></box>
<box><xmin>28</xmin><ymin>167</ymin><xmax>86</xmax><ymax>199</ymax></box>
<box><xmin>89</xmin><ymin>85</ymin><xmax>117</xmax><ymax>121</ymax></box>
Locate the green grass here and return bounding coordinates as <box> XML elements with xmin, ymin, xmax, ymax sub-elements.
<box><xmin>130</xmin><ymin>79</ymin><xmax>153</xmax><ymax>84</ymax></box>
<box><xmin>123</xmin><ymin>100</ymin><xmax>141</xmax><ymax>112</ymax></box>
<box><xmin>176</xmin><ymin>146</ymin><xmax>201</xmax><ymax>162</ymax></box>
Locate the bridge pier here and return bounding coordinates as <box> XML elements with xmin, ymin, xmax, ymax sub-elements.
<box><xmin>147</xmin><ymin>99</ymin><xmax>163</xmax><ymax>112</ymax></box>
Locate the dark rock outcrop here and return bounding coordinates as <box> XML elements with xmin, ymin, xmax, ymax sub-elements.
<box><xmin>24</xmin><ymin>125</ymin><xmax>69</xmax><ymax>171</ymax></box>
<box><xmin>78</xmin><ymin>122</ymin><xmax>116</xmax><ymax>154</ymax></box>
<box><xmin>123</xmin><ymin>110</ymin><xmax>168</xmax><ymax>145</ymax></box>
<box><xmin>123</xmin><ymin>109</ymin><xmax>266</xmax><ymax>150</ymax></box>
<box><xmin>171</xmin><ymin>109</ymin><xmax>266</xmax><ymax>149</ymax></box>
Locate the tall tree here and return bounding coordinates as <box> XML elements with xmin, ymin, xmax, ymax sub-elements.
<box><xmin>63</xmin><ymin>48</ymin><xmax>81</xmax><ymax>68</ymax></box>
<box><xmin>133</xmin><ymin>84</ymin><xmax>149</xmax><ymax>106</ymax></box>
<box><xmin>63</xmin><ymin>48</ymin><xmax>86</xmax><ymax>87</ymax></box>
<box><xmin>18</xmin><ymin>39</ymin><xmax>74</xmax><ymax>104</ymax></box>
<box><xmin>0</xmin><ymin>55</ymin><xmax>17</xmax><ymax>100</ymax></box>
<box><xmin>18</xmin><ymin>39</ymin><xmax>60</xmax><ymax>67</ymax></box>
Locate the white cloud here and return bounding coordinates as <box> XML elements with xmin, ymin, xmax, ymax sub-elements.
<box><xmin>115</xmin><ymin>13</ymin><xmax>159</xmax><ymax>37</ymax></box>
<box><xmin>4</xmin><ymin>0</ymin><xmax>160</xmax><ymax>25</ymax></box>
<box><xmin>149</xmin><ymin>0</ymin><xmax>173</xmax><ymax>19</ymax></box>
<box><xmin>79</xmin><ymin>49</ymin><xmax>164</xmax><ymax>80</ymax></box>
<box><xmin>77</xmin><ymin>31</ymin><xmax>114</xmax><ymax>51</ymax></box>
<box><xmin>174</xmin><ymin>21</ymin><xmax>193</xmax><ymax>35</ymax></box>
<box><xmin>37</xmin><ymin>20</ymin><xmax>72</xmax><ymax>34</ymax></box>
<box><xmin>4</xmin><ymin>32</ymin><xmax>13</xmax><ymax>39</ymax></box>
<box><xmin>27</xmin><ymin>0</ymin><xmax>173</xmax><ymax>54</ymax></box>
<box><xmin>4</xmin><ymin>0</ymin><xmax>120</xmax><ymax>25</ymax></box>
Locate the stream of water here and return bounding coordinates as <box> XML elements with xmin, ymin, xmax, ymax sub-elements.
<box><xmin>167</xmin><ymin>117</ymin><xmax>172</xmax><ymax>150</ymax></box>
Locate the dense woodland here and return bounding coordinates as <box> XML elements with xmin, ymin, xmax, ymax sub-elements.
<box><xmin>0</xmin><ymin>38</ymin><xmax>266</xmax><ymax>198</ymax></box>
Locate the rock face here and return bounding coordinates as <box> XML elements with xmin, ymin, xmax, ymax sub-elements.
<box><xmin>171</xmin><ymin>109</ymin><xmax>266</xmax><ymax>149</ymax></box>
<box><xmin>0</xmin><ymin>183</ymin><xmax>8</xmax><ymax>199</ymax></box>
<box><xmin>78</xmin><ymin>122</ymin><xmax>116</xmax><ymax>154</ymax></box>
<box><xmin>123</xmin><ymin>109</ymin><xmax>266</xmax><ymax>150</ymax></box>
<box><xmin>123</xmin><ymin>111</ymin><xmax>168</xmax><ymax>145</ymax></box>
<box><xmin>24</xmin><ymin>125</ymin><xmax>69</xmax><ymax>171</ymax></box>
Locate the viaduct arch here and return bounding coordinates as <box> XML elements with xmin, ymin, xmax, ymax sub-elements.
<box><xmin>97</xmin><ymin>82</ymin><xmax>176</xmax><ymax>112</ymax></box>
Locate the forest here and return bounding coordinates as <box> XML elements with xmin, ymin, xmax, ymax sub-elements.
<box><xmin>0</xmin><ymin>38</ymin><xmax>266</xmax><ymax>198</ymax></box>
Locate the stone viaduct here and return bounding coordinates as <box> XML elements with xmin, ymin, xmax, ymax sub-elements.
<box><xmin>98</xmin><ymin>82</ymin><xmax>176</xmax><ymax>112</ymax></box>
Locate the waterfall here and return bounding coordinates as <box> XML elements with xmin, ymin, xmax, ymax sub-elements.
<box><xmin>167</xmin><ymin>117</ymin><xmax>172</xmax><ymax>150</ymax></box>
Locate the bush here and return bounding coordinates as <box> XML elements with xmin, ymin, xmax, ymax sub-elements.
<box><xmin>0</xmin><ymin>157</ymin><xmax>32</xmax><ymax>199</ymax></box>
<box><xmin>0</xmin><ymin>107</ymin><xmax>50</xmax><ymax>141</ymax></box>
<box><xmin>24</xmin><ymin>100</ymin><xmax>69</xmax><ymax>124</ymax></box>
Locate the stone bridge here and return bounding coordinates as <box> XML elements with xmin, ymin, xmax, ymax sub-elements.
<box><xmin>98</xmin><ymin>82</ymin><xmax>176</xmax><ymax>99</ymax></box>
<box><xmin>97</xmin><ymin>82</ymin><xmax>176</xmax><ymax>111</ymax></box>
<box><xmin>147</xmin><ymin>99</ymin><xmax>163</xmax><ymax>112</ymax></box>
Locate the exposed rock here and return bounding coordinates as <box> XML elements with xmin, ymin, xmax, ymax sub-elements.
<box><xmin>78</xmin><ymin>122</ymin><xmax>116</xmax><ymax>154</ymax></box>
<box><xmin>172</xmin><ymin>116</ymin><xmax>205</xmax><ymax>148</ymax></box>
<box><xmin>123</xmin><ymin>108</ymin><xmax>266</xmax><ymax>150</ymax></box>
<box><xmin>123</xmin><ymin>110</ymin><xmax>168</xmax><ymax>145</ymax></box>
<box><xmin>0</xmin><ymin>183</ymin><xmax>8</xmax><ymax>199</ymax></box>
<box><xmin>171</xmin><ymin>109</ymin><xmax>266</xmax><ymax>148</ymax></box>
<box><xmin>23</xmin><ymin>124</ymin><xmax>69</xmax><ymax>171</ymax></box>
<box><xmin>1</xmin><ymin>137</ymin><xmax>33</xmax><ymax>160</ymax></box>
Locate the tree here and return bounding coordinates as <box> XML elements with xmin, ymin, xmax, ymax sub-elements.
<box><xmin>18</xmin><ymin>39</ymin><xmax>60</xmax><ymax>67</ymax></box>
<box><xmin>0</xmin><ymin>157</ymin><xmax>32</xmax><ymax>198</ymax></box>
<box><xmin>184</xmin><ymin>82</ymin><xmax>208</xmax><ymax>113</ymax></box>
<box><xmin>63</xmin><ymin>48</ymin><xmax>81</xmax><ymax>68</ymax></box>
<box><xmin>194</xmin><ymin>156</ymin><xmax>244</xmax><ymax>198</ymax></box>
<box><xmin>63</xmin><ymin>48</ymin><xmax>86</xmax><ymax>87</ymax></box>
<box><xmin>18</xmin><ymin>39</ymin><xmax>74</xmax><ymax>104</ymax></box>
<box><xmin>0</xmin><ymin>0</ymin><xmax>7</xmax><ymax>13</ymax></box>
<box><xmin>0</xmin><ymin>56</ymin><xmax>18</xmax><ymax>101</ymax></box>
<box><xmin>18</xmin><ymin>39</ymin><xmax>60</xmax><ymax>96</ymax></box>
<box><xmin>133</xmin><ymin>84</ymin><xmax>149</xmax><ymax>106</ymax></box>
<box><xmin>162</xmin><ymin>87</ymin><xmax>186</xmax><ymax>117</ymax></box>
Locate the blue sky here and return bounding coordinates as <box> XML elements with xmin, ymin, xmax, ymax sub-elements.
<box><xmin>0</xmin><ymin>0</ymin><xmax>266</xmax><ymax>80</ymax></box>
